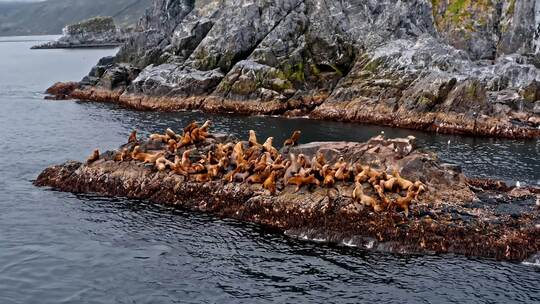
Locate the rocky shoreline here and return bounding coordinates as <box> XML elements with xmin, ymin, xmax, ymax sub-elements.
<box><xmin>46</xmin><ymin>82</ymin><xmax>540</xmax><ymax>139</ymax></box>
<box><xmin>34</xmin><ymin>126</ymin><xmax>540</xmax><ymax>261</ymax></box>
<box><xmin>32</xmin><ymin>16</ymin><xmax>132</xmax><ymax>50</ymax></box>
<box><xmin>42</xmin><ymin>0</ymin><xmax>540</xmax><ymax>139</ymax></box>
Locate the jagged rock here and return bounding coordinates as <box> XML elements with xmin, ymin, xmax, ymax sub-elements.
<box><xmin>534</xmin><ymin>101</ymin><xmax>540</xmax><ymax>114</ymax></box>
<box><xmin>31</xmin><ymin>16</ymin><xmax>133</xmax><ymax>49</ymax></box>
<box><xmin>97</xmin><ymin>64</ymin><xmax>141</xmax><ymax>91</ymax></box>
<box><xmin>46</xmin><ymin>0</ymin><xmax>540</xmax><ymax>138</ymax></box>
<box><xmin>128</xmin><ymin>64</ymin><xmax>224</xmax><ymax>97</ymax></box>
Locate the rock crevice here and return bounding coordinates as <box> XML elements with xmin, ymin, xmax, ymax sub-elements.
<box><xmin>46</xmin><ymin>0</ymin><xmax>540</xmax><ymax>138</ymax></box>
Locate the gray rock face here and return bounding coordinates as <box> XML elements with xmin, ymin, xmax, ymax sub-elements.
<box><xmin>32</xmin><ymin>17</ymin><xmax>133</xmax><ymax>49</ymax></box>
<box><xmin>79</xmin><ymin>0</ymin><xmax>540</xmax><ymax>128</ymax></box>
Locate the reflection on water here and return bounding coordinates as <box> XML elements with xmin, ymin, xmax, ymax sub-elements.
<box><xmin>0</xmin><ymin>37</ymin><xmax>538</xmax><ymax>304</ymax></box>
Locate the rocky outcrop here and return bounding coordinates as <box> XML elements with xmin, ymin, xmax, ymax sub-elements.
<box><xmin>34</xmin><ymin>133</ymin><xmax>540</xmax><ymax>261</ymax></box>
<box><xmin>32</xmin><ymin>17</ymin><xmax>134</xmax><ymax>49</ymax></box>
<box><xmin>46</xmin><ymin>0</ymin><xmax>540</xmax><ymax>138</ymax></box>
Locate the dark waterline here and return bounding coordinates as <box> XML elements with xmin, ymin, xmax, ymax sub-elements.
<box><xmin>0</xmin><ymin>37</ymin><xmax>539</xmax><ymax>304</ymax></box>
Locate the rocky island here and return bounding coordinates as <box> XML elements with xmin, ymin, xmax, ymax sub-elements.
<box><xmin>45</xmin><ymin>0</ymin><xmax>540</xmax><ymax>138</ymax></box>
<box><xmin>36</xmin><ymin>0</ymin><xmax>540</xmax><ymax>262</ymax></box>
<box><xmin>35</xmin><ymin>122</ymin><xmax>540</xmax><ymax>262</ymax></box>
<box><xmin>32</xmin><ymin>16</ymin><xmax>133</xmax><ymax>49</ymax></box>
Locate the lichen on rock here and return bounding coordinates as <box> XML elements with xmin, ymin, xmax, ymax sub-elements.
<box><xmin>44</xmin><ymin>0</ymin><xmax>540</xmax><ymax>138</ymax></box>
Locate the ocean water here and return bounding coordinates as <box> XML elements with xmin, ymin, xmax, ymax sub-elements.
<box><xmin>0</xmin><ymin>36</ymin><xmax>538</xmax><ymax>304</ymax></box>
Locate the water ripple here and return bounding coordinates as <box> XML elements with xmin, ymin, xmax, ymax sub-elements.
<box><xmin>0</xmin><ymin>37</ymin><xmax>539</xmax><ymax>304</ymax></box>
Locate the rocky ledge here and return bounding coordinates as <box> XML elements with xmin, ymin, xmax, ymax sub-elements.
<box><xmin>32</xmin><ymin>16</ymin><xmax>133</xmax><ymax>49</ymax></box>
<box><xmin>34</xmin><ymin>124</ymin><xmax>540</xmax><ymax>261</ymax></box>
<box><xmin>44</xmin><ymin>0</ymin><xmax>540</xmax><ymax>139</ymax></box>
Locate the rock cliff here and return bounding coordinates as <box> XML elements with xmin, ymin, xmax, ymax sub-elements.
<box><xmin>48</xmin><ymin>0</ymin><xmax>540</xmax><ymax>138</ymax></box>
<box><xmin>32</xmin><ymin>17</ymin><xmax>133</xmax><ymax>49</ymax></box>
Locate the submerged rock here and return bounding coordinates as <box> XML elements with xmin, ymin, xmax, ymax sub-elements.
<box><xmin>34</xmin><ymin>131</ymin><xmax>540</xmax><ymax>261</ymax></box>
<box><xmin>32</xmin><ymin>16</ymin><xmax>134</xmax><ymax>49</ymax></box>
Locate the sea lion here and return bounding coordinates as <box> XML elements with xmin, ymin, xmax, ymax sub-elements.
<box><xmin>253</xmin><ymin>154</ymin><xmax>269</xmax><ymax>173</ymax></box>
<box><xmin>283</xmin><ymin>130</ymin><xmax>301</xmax><ymax>147</ymax></box>
<box><xmin>380</xmin><ymin>177</ymin><xmax>398</xmax><ymax>192</ymax></box>
<box><xmin>352</xmin><ymin>182</ymin><xmax>380</xmax><ymax>211</ymax></box>
<box><xmin>262</xmin><ymin>137</ymin><xmax>279</xmax><ymax>158</ymax></box>
<box><xmin>355</xmin><ymin>170</ymin><xmax>369</xmax><ymax>183</ymax></box>
<box><xmin>199</xmin><ymin>120</ymin><xmax>212</xmax><ymax>135</ymax></box>
<box><xmin>311</xmin><ymin>153</ymin><xmax>325</xmax><ymax>173</ymax></box>
<box><xmin>322</xmin><ymin>165</ymin><xmax>336</xmax><ymax>187</ymax></box>
<box><xmin>114</xmin><ymin>148</ymin><xmax>129</xmax><ymax>162</ymax></box>
<box><xmin>149</xmin><ymin>133</ymin><xmax>169</xmax><ymax>143</ymax></box>
<box><xmin>128</xmin><ymin>130</ymin><xmax>138</xmax><ymax>143</ymax></box>
<box><xmin>411</xmin><ymin>181</ymin><xmax>427</xmax><ymax>199</ymax></box>
<box><xmin>233</xmin><ymin>171</ymin><xmax>250</xmax><ymax>183</ymax></box>
<box><xmin>172</xmin><ymin>155</ymin><xmax>189</xmax><ymax>176</ymax></box>
<box><xmin>373</xmin><ymin>184</ymin><xmax>391</xmax><ymax>209</ymax></box>
<box><xmin>207</xmin><ymin>157</ymin><xmax>228</xmax><ymax>180</ymax></box>
<box><xmin>297</xmin><ymin>154</ymin><xmax>311</xmax><ymax>169</ymax></box>
<box><xmin>287</xmin><ymin>174</ymin><xmax>320</xmax><ymax>192</ymax></box>
<box><xmin>332</xmin><ymin>157</ymin><xmax>347</xmax><ymax>170</ymax></box>
<box><xmin>192</xmin><ymin>173</ymin><xmax>210</xmax><ymax>183</ymax></box>
<box><xmin>248</xmin><ymin>130</ymin><xmax>259</xmax><ymax>147</ymax></box>
<box><xmin>246</xmin><ymin>169</ymin><xmax>270</xmax><ymax>184</ymax></box>
<box><xmin>183</xmin><ymin>121</ymin><xmax>198</xmax><ymax>134</ymax></box>
<box><xmin>132</xmin><ymin>146</ymin><xmax>164</xmax><ymax>164</ymax></box>
<box><xmin>394</xmin><ymin>190</ymin><xmax>415</xmax><ymax>217</ymax></box>
<box><xmin>167</xmin><ymin>139</ymin><xmax>177</xmax><ymax>153</ymax></box>
<box><xmin>180</xmin><ymin>149</ymin><xmax>195</xmax><ymax>169</ymax></box>
<box><xmin>224</xmin><ymin>163</ymin><xmax>249</xmax><ymax>183</ymax></box>
<box><xmin>87</xmin><ymin>149</ymin><xmax>100</xmax><ymax>164</ymax></box>
<box><xmin>334</xmin><ymin>163</ymin><xmax>352</xmax><ymax>182</ymax></box>
<box><xmin>393</xmin><ymin>169</ymin><xmax>414</xmax><ymax>190</ymax></box>
<box><xmin>177</xmin><ymin>132</ymin><xmax>193</xmax><ymax>148</ymax></box>
<box><xmin>155</xmin><ymin>156</ymin><xmax>175</xmax><ymax>171</ymax></box>
<box><xmin>284</xmin><ymin>154</ymin><xmax>300</xmax><ymax>182</ymax></box>
<box><xmin>231</xmin><ymin>142</ymin><xmax>245</xmax><ymax>166</ymax></box>
<box><xmin>189</xmin><ymin>163</ymin><xmax>206</xmax><ymax>174</ymax></box>
<box><xmin>263</xmin><ymin>171</ymin><xmax>277</xmax><ymax>194</ymax></box>
<box><xmin>165</xmin><ymin>128</ymin><xmax>178</xmax><ymax>140</ymax></box>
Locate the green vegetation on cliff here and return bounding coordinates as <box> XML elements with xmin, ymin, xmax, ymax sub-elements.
<box><xmin>65</xmin><ymin>16</ymin><xmax>116</xmax><ymax>35</ymax></box>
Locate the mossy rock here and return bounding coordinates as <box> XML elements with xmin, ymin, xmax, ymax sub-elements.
<box><xmin>64</xmin><ymin>16</ymin><xmax>116</xmax><ymax>35</ymax></box>
<box><xmin>520</xmin><ymin>81</ymin><xmax>540</xmax><ymax>103</ymax></box>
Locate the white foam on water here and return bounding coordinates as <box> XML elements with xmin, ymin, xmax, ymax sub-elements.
<box><xmin>342</xmin><ymin>239</ymin><xmax>358</xmax><ymax>247</ymax></box>
<box><xmin>522</xmin><ymin>254</ymin><xmax>540</xmax><ymax>268</ymax></box>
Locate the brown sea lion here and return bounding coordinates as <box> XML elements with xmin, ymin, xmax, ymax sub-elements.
<box><xmin>132</xmin><ymin>146</ymin><xmax>164</xmax><ymax>164</ymax></box>
<box><xmin>283</xmin><ymin>130</ymin><xmax>301</xmax><ymax>147</ymax></box>
<box><xmin>263</xmin><ymin>171</ymin><xmax>278</xmax><ymax>194</ymax></box>
<box><xmin>352</xmin><ymin>182</ymin><xmax>381</xmax><ymax>211</ymax></box>
<box><xmin>248</xmin><ymin>130</ymin><xmax>259</xmax><ymax>147</ymax></box>
<box><xmin>394</xmin><ymin>190</ymin><xmax>415</xmax><ymax>217</ymax></box>
<box><xmin>128</xmin><ymin>130</ymin><xmax>138</xmax><ymax>143</ymax></box>
<box><xmin>393</xmin><ymin>169</ymin><xmax>414</xmax><ymax>190</ymax></box>
<box><xmin>287</xmin><ymin>175</ymin><xmax>320</xmax><ymax>192</ymax></box>
<box><xmin>262</xmin><ymin>137</ymin><xmax>279</xmax><ymax>158</ymax></box>
<box><xmin>87</xmin><ymin>149</ymin><xmax>100</xmax><ymax>164</ymax></box>
<box><xmin>322</xmin><ymin>165</ymin><xmax>336</xmax><ymax>187</ymax></box>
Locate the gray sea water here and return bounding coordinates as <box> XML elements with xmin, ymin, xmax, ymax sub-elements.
<box><xmin>0</xmin><ymin>35</ymin><xmax>539</xmax><ymax>304</ymax></box>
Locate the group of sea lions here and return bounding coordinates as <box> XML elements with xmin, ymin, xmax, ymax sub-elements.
<box><xmin>87</xmin><ymin>121</ymin><xmax>426</xmax><ymax>216</ymax></box>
